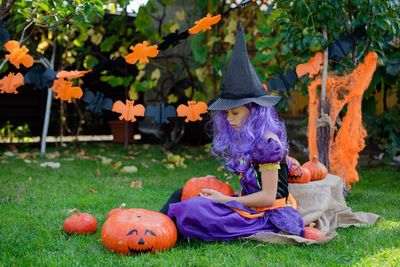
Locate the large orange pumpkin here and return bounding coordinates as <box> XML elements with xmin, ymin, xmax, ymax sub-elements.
<box><xmin>63</xmin><ymin>209</ymin><xmax>97</xmax><ymax>235</ymax></box>
<box><xmin>288</xmin><ymin>165</ymin><xmax>311</xmax><ymax>184</ymax></box>
<box><xmin>181</xmin><ymin>176</ymin><xmax>234</xmax><ymax>201</ymax></box>
<box><xmin>302</xmin><ymin>155</ymin><xmax>328</xmax><ymax>181</ymax></box>
<box><xmin>101</xmin><ymin>208</ymin><xmax>177</xmax><ymax>255</ymax></box>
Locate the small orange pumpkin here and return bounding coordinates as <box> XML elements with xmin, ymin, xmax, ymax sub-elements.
<box><xmin>288</xmin><ymin>165</ymin><xmax>311</xmax><ymax>184</ymax></box>
<box><xmin>63</xmin><ymin>208</ymin><xmax>97</xmax><ymax>235</ymax></box>
<box><xmin>303</xmin><ymin>225</ymin><xmax>324</xmax><ymax>240</ymax></box>
<box><xmin>101</xmin><ymin>208</ymin><xmax>177</xmax><ymax>255</ymax></box>
<box><xmin>302</xmin><ymin>155</ymin><xmax>328</xmax><ymax>181</ymax></box>
<box><xmin>107</xmin><ymin>203</ymin><xmax>127</xmax><ymax>219</ymax></box>
<box><xmin>181</xmin><ymin>176</ymin><xmax>234</xmax><ymax>201</ymax></box>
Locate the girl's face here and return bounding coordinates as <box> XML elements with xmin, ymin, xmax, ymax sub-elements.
<box><xmin>225</xmin><ymin>105</ymin><xmax>250</xmax><ymax>131</ymax></box>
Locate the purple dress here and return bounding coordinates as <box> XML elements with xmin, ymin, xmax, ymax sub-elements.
<box><xmin>168</xmin><ymin>138</ymin><xmax>305</xmax><ymax>241</ymax></box>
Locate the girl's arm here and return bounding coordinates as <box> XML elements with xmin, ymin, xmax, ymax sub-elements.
<box><xmin>201</xmin><ymin>169</ymin><xmax>278</xmax><ymax>208</ymax></box>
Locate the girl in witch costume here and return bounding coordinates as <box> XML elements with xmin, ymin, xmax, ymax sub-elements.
<box><xmin>160</xmin><ymin>23</ymin><xmax>323</xmax><ymax>242</ymax></box>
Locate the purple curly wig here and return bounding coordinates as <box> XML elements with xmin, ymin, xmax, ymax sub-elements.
<box><xmin>209</xmin><ymin>103</ymin><xmax>288</xmax><ymax>194</ymax></box>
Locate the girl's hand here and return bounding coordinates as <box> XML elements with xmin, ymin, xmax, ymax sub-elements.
<box><xmin>200</xmin><ymin>189</ymin><xmax>231</xmax><ymax>203</ymax></box>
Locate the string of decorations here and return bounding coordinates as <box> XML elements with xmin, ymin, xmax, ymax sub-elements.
<box><xmin>0</xmin><ymin>1</ymin><xmax>365</xmax><ymax>125</ymax></box>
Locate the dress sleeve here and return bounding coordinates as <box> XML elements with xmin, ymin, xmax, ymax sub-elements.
<box><xmin>252</xmin><ymin>133</ymin><xmax>285</xmax><ymax>166</ymax></box>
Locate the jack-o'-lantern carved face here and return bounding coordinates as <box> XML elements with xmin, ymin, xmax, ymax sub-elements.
<box><xmin>288</xmin><ymin>166</ymin><xmax>311</xmax><ymax>184</ymax></box>
<box><xmin>101</xmin><ymin>209</ymin><xmax>177</xmax><ymax>255</ymax></box>
<box><xmin>126</xmin><ymin>227</ymin><xmax>158</xmax><ymax>255</ymax></box>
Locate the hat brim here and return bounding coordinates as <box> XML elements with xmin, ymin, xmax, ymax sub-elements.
<box><xmin>208</xmin><ymin>95</ymin><xmax>281</xmax><ymax>111</ymax></box>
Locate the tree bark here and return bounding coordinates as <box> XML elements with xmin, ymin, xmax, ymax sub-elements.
<box><xmin>317</xmin><ymin>27</ymin><xmax>330</xmax><ymax>171</ymax></box>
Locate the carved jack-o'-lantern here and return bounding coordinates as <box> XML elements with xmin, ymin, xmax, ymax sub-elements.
<box><xmin>288</xmin><ymin>165</ymin><xmax>311</xmax><ymax>184</ymax></box>
<box><xmin>181</xmin><ymin>176</ymin><xmax>234</xmax><ymax>201</ymax></box>
<box><xmin>101</xmin><ymin>208</ymin><xmax>177</xmax><ymax>255</ymax></box>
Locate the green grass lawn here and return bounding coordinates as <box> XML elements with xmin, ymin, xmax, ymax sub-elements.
<box><xmin>0</xmin><ymin>143</ymin><xmax>399</xmax><ymax>266</ymax></box>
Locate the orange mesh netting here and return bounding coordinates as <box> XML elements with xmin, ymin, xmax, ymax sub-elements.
<box><xmin>307</xmin><ymin>51</ymin><xmax>378</xmax><ymax>188</ymax></box>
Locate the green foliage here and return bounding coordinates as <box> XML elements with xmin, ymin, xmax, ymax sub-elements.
<box><xmin>0</xmin><ymin>121</ymin><xmax>32</xmax><ymax>143</ymax></box>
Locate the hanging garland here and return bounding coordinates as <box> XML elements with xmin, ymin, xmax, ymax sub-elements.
<box><xmin>0</xmin><ymin>1</ymin><xmax>366</xmax><ymax>125</ymax></box>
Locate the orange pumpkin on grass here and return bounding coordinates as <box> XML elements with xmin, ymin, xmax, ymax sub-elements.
<box><xmin>302</xmin><ymin>155</ymin><xmax>328</xmax><ymax>181</ymax></box>
<box><xmin>63</xmin><ymin>208</ymin><xmax>97</xmax><ymax>235</ymax></box>
<box><xmin>101</xmin><ymin>209</ymin><xmax>177</xmax><ymax>255</ymax></box>
<box><xmin>181</xmin><ymin>176</ymin><xmax>234</xmax><ymax>201</ymax></box>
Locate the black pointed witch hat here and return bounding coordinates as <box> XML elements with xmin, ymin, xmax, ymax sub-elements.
<box><xmin>208</xmin><ymin>23</ymin><xmax>280</xmax><ymax>110</ymax></box>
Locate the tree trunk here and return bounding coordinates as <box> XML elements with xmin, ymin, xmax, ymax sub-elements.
<box><xmin>317</xmin><ymin>27</ymin><xmax>330</xmax><ymax>171</ymax></box>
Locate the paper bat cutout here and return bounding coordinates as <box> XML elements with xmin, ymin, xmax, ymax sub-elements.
<box><xmin>177</xmin><ymin>100</ymin><xmax>208</xmax><ymax>122</ymax></box>
<box><xmin>0</xmin><ymin>72</ymin><xmax>24</xmax><ymax>94</ymax></box>
<box><xmin>188</xmin><ymin>13</ymin><xmax>221</xmax><ymax>35</ymax></box>
<box><xmin>82</xmin><ymin>90</ymin><xmax>113</xmax><ymax>114</ymax></box>
<box><xmin>158</xmin><ymin>30</ymin><xmax>190</xmax><ymax>51</ymax></box>
<box><xmin>328</xmin><ymin>37</ymin><xmax>354</xmax><ymax>60</ymax></box>
<box><xmin>57</xmin><ymin>69</ymin><xmax>92</xmax><ymax>79</ymax></box>
<box><xmin>51</xmin><ymin>78</ymin><xmax>83</xmax><ymax>103</ymax></box>
<box><xmin>124</xmin><ymin>41</ymin><xmax>159</xmax><ymax>64</ymax></box>
<box><xmin>328</xmin><ymin>24</ymin><xmax>366</xmax><ymax>60</ymax></box>
<box><xmin>266</xmin><ymin>70</ymin><xmax>298</xmax><ymax>93</ymax></box>
<box><xmin>296</xmin><ymin>52</ymin><xmax>324</xmax><ymax>78</ymax></box>
<box><xmin>4</xmin><ymin>40</ymin><xmax>34</xmax><ymax>69</ymax></box>
<box><xmin>145</xmin><ymin>103</ymin><xmax>177</xmax><ymax>124</ymax></box>
<box><xmin>112</xmin><ymin>100</ymin><xmax>145</xmax><ymax>122</ymax></box>
<box><xmin>24</xmin><ymin>64</ymin><xmax>56</xmax><ymax>90</ymax></box>
<box><xmin>0</xmin><ymin>22</ymin><xmax>10</xmax><ymax>44</ymax></box>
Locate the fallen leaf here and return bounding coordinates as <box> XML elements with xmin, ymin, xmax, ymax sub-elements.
<box><xmin>40</xmin><ymin>162</ymin><xmax>61</xmax><ymax>169</ymax></box>
<box><xmin>89</xmin><ymin>188</ymin><xmax>97</xmax><ymax>193</ymax></box>
<box><xmin>141</xmin><ymin>161</ymin><xmax>149</xmax><ymax>168</ymax></box>
<box><xmin>3</xmin><ymin>151</ymin><xmax>15</xmax><ymax>157</ymax></box>
<box><xmin>164</xmin><ymin>163</ymin><xmax>175</xmax><ymax>170</ymax></box>
<box><xmin>121</xmin><ymin>166</ymin><xmax>138</xmax><ymax>174</ymax></box>
<box><xmin>76</xmin><ymin>150</ymin><xmax>90</xmax><ymax>159</ymax></box>
<box><xmin>95</xmin><ymin>169</ymin><xmax>101</xmax><ymax>176</ymax></box>
<box><xmin>17</xmin><ymin>152</ymin><xmax>35</xmax><ymax>159</ymax></box>
<box><xmin>195</xmin><ymin>155</ymin><xmax>204</xmax><ymax>161</ymax></box>
<box><xmin>217</xmin><ymin>166</ymin><xmax>225</xmax><ymax>172</ymax></box>
<box><xmin>101</xmin><ymin>157</ymin><xmax>112</xmax><ymax>165</ymax></box>
<box><xmin>113</xmin><ymin>161</ymin><xmax>122</xmax><ymax>169</ymax></box>
<box><xmin>130</xmin><ymin>180</ymin><xmax>142</xmax><ymax>188</ymax></box>
<box><xmin>24</xmin><ymin>159</ymin><xmax>32</xmax><ymax>164</ymax></box>
<box><xmin>46</xmin><ymin>151</ymin><xmax>60</xmax><ymax>159</ymax></box>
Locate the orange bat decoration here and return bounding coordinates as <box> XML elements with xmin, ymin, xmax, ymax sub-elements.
<box><xmin>124</xmin><ymin>41</ymin><xmax>159</xmax><ymax>64</ymax></box>
<box><xmin>177</xmin><ymin>101</ymin><xmax>208</xmax><ymax>122</ymax></box>
<box><xmin>112</xmin><ymin>100</ymin><xmax>145</xmax><ymax>122</ymax></box>
<box><xmin>296</xmin><ymin>52</ymin><xmax>324</xmax><ymax>78</ymax></box>
<box><xmin>4</xmin><ymin>40</ymin><xmax>34</xmax><ymax>69</ymax></box>
<box><xmin>0</xmin><ymin>72</ymin><xmax>24</xmax><ymax>94</ymax></box>
<box><xmin>189</xmin><ymin>13</ymin><xmax>221</xmax><ymax>35</ymax></box>
<box><xmin>57</xmin><ymin>70</ymin><xmax>92</xmax><ymax>79</ymax></box>
<box><xmin>51</xmin><ymin>78</ymin><xmax>83</xmax><ymax>103</ymax></box>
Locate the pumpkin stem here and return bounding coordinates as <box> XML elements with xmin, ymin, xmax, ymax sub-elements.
<box><xmin>309</xmin><ymin>222</ymin><xmax>316</xmax><ymax>228</ymax></box>
<box><xmin>119</xmin><ymin>203</ymin><xmax>126</xmax><ymax>209</ymax></box>
<box><xmin>313</xmin><ymin>155</ymin><xmax>319</xmax><ymax>161</ymax></box>
<box><xmin>69</xmin><ymin>208</ymin><xmax>80</xmax><ymax>215</ymax></box>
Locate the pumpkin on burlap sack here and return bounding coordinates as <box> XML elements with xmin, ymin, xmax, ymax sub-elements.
<box><xmin>302</xmin><ymin>155</ymin><xmax>328</xmax><ymax>181</ymax></box>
